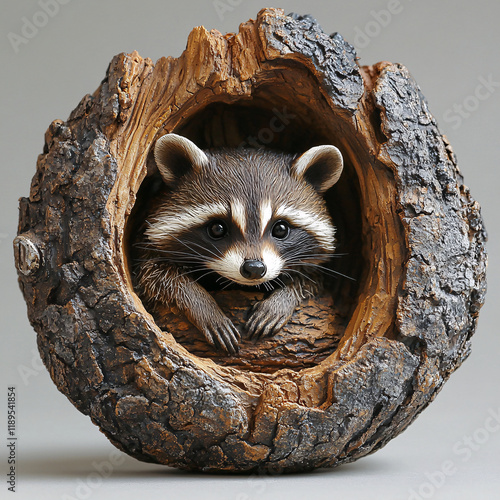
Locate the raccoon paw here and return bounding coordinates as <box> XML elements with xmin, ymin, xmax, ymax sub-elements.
<box><xmin>200</xmin><ymin>314</ymin><xmax>241</xmax><ymax>355</ymax></box>
<box><xmin>246</xmin><ymin>293</ymin><xmax>296</xmax><ymax>340</ymax></box>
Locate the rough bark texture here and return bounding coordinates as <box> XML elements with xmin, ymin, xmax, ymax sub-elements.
<box><xmin>14</xmin><ymin>8</ymin><xmax>486</xmax><ymax>472</ymax></box>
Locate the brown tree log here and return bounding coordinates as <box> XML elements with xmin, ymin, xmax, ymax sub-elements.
<box><xmin>14</xmin><ymin>8</ymin><xmax>486</xmax><ymax>472</ymax></box>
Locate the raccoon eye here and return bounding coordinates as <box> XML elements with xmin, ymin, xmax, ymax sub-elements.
<box><xmin>271</xmin><ymin>220</ymin><xmax>290</xmax><ymax>239</ymax></box>
<box><xmin>207</xmin><ymin>219</ymin><xmax>227</xmax><ymax>239</ymax></box>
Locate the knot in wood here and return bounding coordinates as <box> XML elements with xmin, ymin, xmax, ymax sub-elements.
<box><xmin>13</xmin><ymin>234</ymin><xmax>41</xmax><ymax>276</ymax></box>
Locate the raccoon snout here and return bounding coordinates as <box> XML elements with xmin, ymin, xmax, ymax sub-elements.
<box><xmin>240</xmin><ymin>259</ymin><xmax>267</xmax><ymax>280</ymax></box>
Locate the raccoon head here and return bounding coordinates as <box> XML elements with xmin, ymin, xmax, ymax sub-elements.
<box><xmin>145</xmin><ymin>134</ymin><xmax>343</xmax><ymax>288</ymax></box>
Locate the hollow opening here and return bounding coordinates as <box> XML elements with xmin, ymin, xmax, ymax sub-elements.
<box><xmin>125</xmin><ymin>80</ymin><xmax>367</xmax><ymax>373</ymax></box>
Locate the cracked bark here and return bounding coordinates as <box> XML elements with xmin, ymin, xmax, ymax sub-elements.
<box><xmin>14</xmin><ymin>8</ymin><xmax>486</xmax><ymax>472</ymax></box>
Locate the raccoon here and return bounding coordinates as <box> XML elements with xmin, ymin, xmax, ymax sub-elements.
<box><xmin>135</xmin><ymin>134</ymin><xmax>343</xmax><ymax>354</ymax></box>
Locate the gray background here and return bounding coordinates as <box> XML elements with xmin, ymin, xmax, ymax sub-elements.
<box><xmin>1</xmin><ymin>0</ymin><xmax>498</xmax><ymax>499</ymax></box>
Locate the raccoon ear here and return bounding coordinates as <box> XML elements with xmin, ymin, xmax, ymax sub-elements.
<box><xmin>291</xmin><ymin>145</ymin><xmax>344</xmax><ymax>193</ymax></box>
<box><xmin>154</xmin><ymin>134</ymin><xmax>209</xmax><ymax>186</ymax></box>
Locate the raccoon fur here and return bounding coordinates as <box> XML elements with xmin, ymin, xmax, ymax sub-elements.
<box><xmin>135</xmin><ymin>134</ymin><xmax>343</xmax><ymax>354</ymax></box>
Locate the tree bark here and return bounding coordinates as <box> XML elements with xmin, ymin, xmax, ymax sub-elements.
<box><xmin>14</xmin><ymin>8</ymin><xmax>487</xmax><ymax>472</ymax></box>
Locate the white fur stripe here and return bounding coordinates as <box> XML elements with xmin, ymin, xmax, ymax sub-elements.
<box><xmin>275</xmin><ymin>205</ymin><xmax>335</xmax><ymax>251</ymax></box>
<box><xmin>261</xmin><ymin>245</ymin><xmax>284</xmax><ymax>280</ymax></box>
<box><xmin>259</xmin><ymin>199</ymin><xmax>273</xmax><ymax>237</ymax></box>
<box><xmin>231</xmin><ymin>200</ymin><xmax>247</xmax><ymax>235</ymax></box>
<box><xmin>207</xmin><ymin>248</ymin><xmax>244</xmax><ymax>284</ymax></box>
<box><xmin>146</xmin><ymin>202</ymin><xmax>227</xmax><ymax>242</ymax></box>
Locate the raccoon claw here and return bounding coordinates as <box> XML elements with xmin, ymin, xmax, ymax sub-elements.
<box><xmin>246</xmin><ymin>300</ymin><xmax>294</xmax><ymax>340</ymax></box>
<box><xmin>201</xmin><ymin>317</ymin><xmax>240</xmax><ymax>355</ymax></box>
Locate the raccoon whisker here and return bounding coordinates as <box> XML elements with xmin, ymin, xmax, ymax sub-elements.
<box><xmin>173</xmin><ymin>266</ymin><xmax>213</xmax><ymax>281</ymax></box>
<box><xmin>191</xmin><ymin>269</ymin><xmax>219</xmax><ymax>284</ymax></box>
<box><xmin>174</xmin><ymin>236</ymin><xmax>223</xmax><ymax>260</ymax></box>
<box><xmin>135</xmin><ymin>240</ymin><xmax>230</xmax><ymax>263</ymax></box>
<box><xmin>135</xmin><ymin>254</ymin><xmax>212</xmax><ymax>265</ymax></box>
<box><xmin>133</xmin><ymin>257</ymin><xmax>167</xmax><ymax>263</ymax></box>
<box><xmin>282</xmin><ymin>250</ymin><xmax>333</xmax><ymax>262</ymax></box>
<box><xmin>284</xmin><ymin>258</ymin><xmax>326</xmax><ymax>267</ymax></box>
<box><xmin>282</xmin><ymin>267</ymin><xmax>319</xmax><ymax>287</ymax></box>
<box><xmin>296</xmin><ymin>263</ymin><xmax>356</xmax><ymax>282</ymax></box>
<box><xmin>219</xmin><ymin>279</ymin><xmax>235</xmax><ymax>291</ymax></box>
<box><xmin>214</xmin><ymin>275</ymin><xmax>234</xmax><ymax>290</ymax></box>
<box><xmin>301</xmin><ymin>262</ymin><xmax>355</xmax><ymax>281</ymax></box>
<box><xmin>169</xmin><ymin>255</ymin><xmax>213</xmax><ymax>264</ymax></box>
<box><xmin>285</xmin><ymin>258</ymin><xmax>328</xmax><ymax>267</ymax></box>
<box><xmin>284</xmin><ymin>252</ymin><xmax>346</xmax><ymax>266</ymax></box>
<box><xmin>167</xmin><ymin>234</ymin><xmax>213</xmax><ymax>260</ymax></box>
<box><xmin>143</xmin><ymin>238</ymin><xmax>223</xmax><ymax>265</ymax></box>
<box><xmin>272</xmin><ymin>277</ymin><xmax>285</xmax><ymax>289</ymax></box>
<box><xmin>144</xmin><ymin>248</ymin><xmax>197</xmax><ymax>256</ymax></box>
<box><xmin>157</xmin><ymin>258</ymin><xmax>215</xmax><ymax>269</ymax></box>
<box><xmin>133</xmin><ymin>243</ymin><xmax>167</xmax><ymax>253</ymax></box>
<box><xmin>187</xmin><ymin>241</ymin><xmax>222</xmax><ymax>259</ymax></box>
<box><xmin>283</xmin><ymin>250</ymin><xmax>341</xmax><ymax>260</ymax></box>
<box><xmin>292</xmin><ymin>249</ymin><xmax>349</xmax><ymax>261</ymax></box>
<box><xmin>133</xmin><ymin>242</ymin><xmax>151</xmax><ymax>249</ymax></box>
<box><xmin>135</xmin><ymin>245</ymin><xmax>211</xmax><ymax>261</ymax></box>
<box><xmin>216</xmin><ymin>276</ymin><xmax>232</xmax><ymax>287</ymax></box>
<box><xmin>288</xmin><ymin>252</ymin><xmax>349</xmax><ymax>258</ymax></box>
<box><xmin>172</xmin><ymin>269</ymin><xmax>205</xmax><ymax>281</ymax></box>
<box><xmin>209</xmin><ymin>242</ymin><xmax>225</xmax><ymax>257</ymax></box>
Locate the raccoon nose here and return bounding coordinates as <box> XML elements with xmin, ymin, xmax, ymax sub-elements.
<box><xmin>240</xmin><ymin>259</ymin><xmax>267</xmax><ymax>280</ymax></box>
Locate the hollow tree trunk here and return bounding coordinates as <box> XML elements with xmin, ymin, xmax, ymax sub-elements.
<box><xmin>14</xmin><ymin>8</ymin><xmax>486</xmax><ymax>472</ymax></box>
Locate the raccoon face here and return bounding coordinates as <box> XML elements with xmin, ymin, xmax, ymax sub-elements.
<box><xmin>145</xmin><ymin>134</ymin><xmax>343</xmax><ymax>288</ymax></box>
